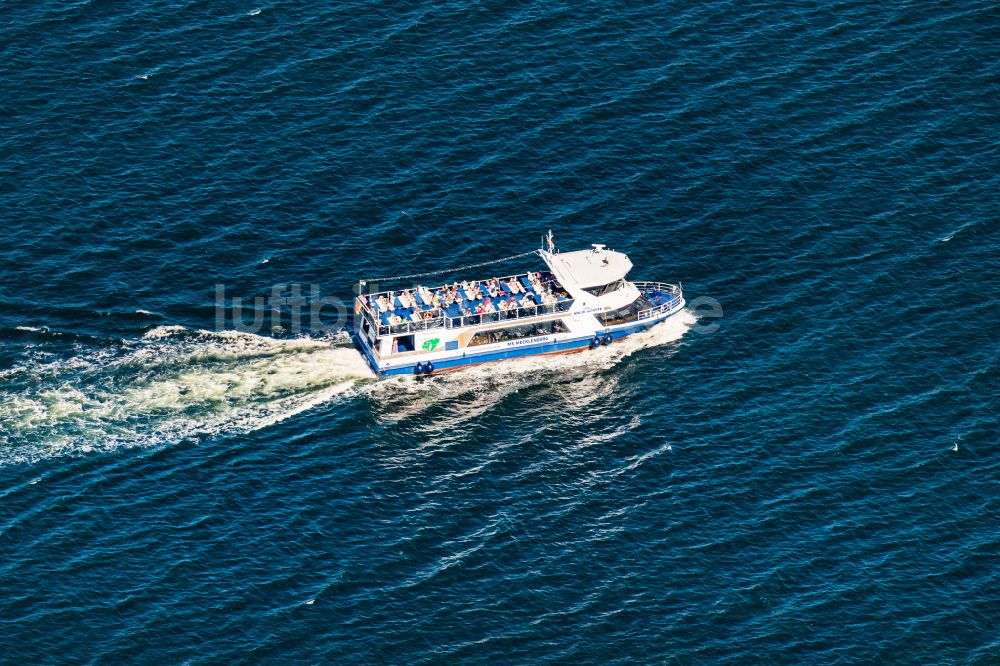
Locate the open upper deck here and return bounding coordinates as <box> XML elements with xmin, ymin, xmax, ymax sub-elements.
<box><xmin>355</xmin><ymin>271</ymin><xmax>574</xmax><ymax>337</ymax></box>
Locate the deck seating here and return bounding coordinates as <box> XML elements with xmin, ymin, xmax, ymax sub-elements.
<box><xmin>362</xmin><ymin>270</ymin><xmax>572</xmax><ymax>336</ymax></box>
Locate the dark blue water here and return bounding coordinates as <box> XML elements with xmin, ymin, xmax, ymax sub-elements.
<box><xmin>2</xmin><ymin>0</ymin><xmax>999</xmax><ymax>662</ymax></box>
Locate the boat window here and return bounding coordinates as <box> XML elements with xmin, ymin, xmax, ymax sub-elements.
<box><xmin>583</xmin><ymin>279</ymin><xmax>624</xmax><ymax>296</ymax></box>
<box><xmin>393</xmin><ymin>335</ymin><xmax>415</xmax><ymax>353</ymax></box>
<box><xmin>598</xmin><ymin>301</ymin><xmax>644</xmax><ymax>326</ymax></box>
<box><xmin>468</xmin><ymin>319</ymin><xmax>566</xmax><ymax>347</ymax></box>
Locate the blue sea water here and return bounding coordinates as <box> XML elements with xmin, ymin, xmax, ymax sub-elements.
<box><xmin>2</xmin><ymin>0</ymin><xmax>999</xmax><ymax>662</ymax></box>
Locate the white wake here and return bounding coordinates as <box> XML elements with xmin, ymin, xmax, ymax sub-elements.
<box><xmin>0</xmin><ymin>328</ymin><xmax>374</xmax><ymax>465</ymax></box>
<box><xmin>1</xmin><ymin>310</ymin><xmax>697</xmax><ymax>465</ymax></box>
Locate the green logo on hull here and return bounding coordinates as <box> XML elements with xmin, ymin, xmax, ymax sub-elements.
<box><xmin>422</xmin><ymin>338</ymin><xmax>440</xmax><ymax>351</ymax></box>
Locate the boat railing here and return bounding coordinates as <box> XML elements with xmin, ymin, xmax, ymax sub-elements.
<box><xmin>445</xmin><ymin>299</ymin><xmax>573</xmax><ymax>331</ymax></box>
<box><xmin>362</xmin><ymin>270</ymin><xmax>555</xmax><ymax>305</ymax></box>
<box><xmin>631</xmin><ymin>281</ymin><xmax>683</xmax><ymax>321</ymax></box>
<box><xmin>358</xmin><ymin>297</ymin><xmax>574</xmax><ymax>337</ymax></box>
<box><xmin>355</xmin><ymin>294</ymin><xmax>450</xmax><ymax>336</ymax></box>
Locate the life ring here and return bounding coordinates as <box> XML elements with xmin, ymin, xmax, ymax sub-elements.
<box><xmin>414</xmin><ymin>362</ymin><xmax>425</xmax><ymax>374</ymax></box>
<box><xmin>589</xmin><ymin>336</ymin><xmax>601</xmax><ymax>349</ymax></box>
<box><xmin>602</xmin><ymin>333</ymin><xmax>613</xmax><ymax>345</ymax></box>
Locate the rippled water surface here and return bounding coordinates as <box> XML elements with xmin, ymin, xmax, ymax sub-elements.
<box><xmin>2</xmin><ymin>0</ymin><xmax>999</xmax><ymax>663</ymax></box>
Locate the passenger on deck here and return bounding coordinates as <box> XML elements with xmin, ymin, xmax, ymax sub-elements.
<box><xmin>377</xmin><ymin>295</ymin><xmax>391</xmax><ymax>311</ymax></box>
<box><xmin>388</xmin><ymin>314</ymin><xmax>403</xmax><ymax>326</ymax></box>
<box><xmin>432</xmin><ymin>292</ymin><xmax>442</xmax><ymax>308</ymax></box>
<box><xmin>522</xmin><ymin>293</ymin><xmax>536</xmax><ymax>308</ymax></box>
<box><xmin>410</xmin><ymin>311</ymin><xmax>422</xmax><ymax>323</ymax></box>
<box><xmin>507</xmin><ymin>278</ymin><xmax>524</xmax><ymax>294</ymax></box>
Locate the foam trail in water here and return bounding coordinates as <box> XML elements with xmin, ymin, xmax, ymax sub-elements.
<box><xmin>0</xmin><ymin>328</ymin><xmax>374</xmax><ymax>465</ymax></box>
<box><xmin>939</xmin><ymin>220</ymin><xmax>979</xmax><ymax>243</ymax></box>
<box><xmin>1</xmin><ymin>311</ymin><xmax>695</xmax><ymax>465</ymax></box>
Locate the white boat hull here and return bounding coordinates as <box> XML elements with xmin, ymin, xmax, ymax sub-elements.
<box><xmin>355</xmin><ymin>295</ymin><xmax>685</xmax><ymax>377</ymax></box>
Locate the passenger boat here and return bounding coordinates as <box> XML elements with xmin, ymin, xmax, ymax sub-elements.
<box><xmin>352</xmin><ymin>233</ymin><xmax>685</xmax><ymax>376</ymax></box>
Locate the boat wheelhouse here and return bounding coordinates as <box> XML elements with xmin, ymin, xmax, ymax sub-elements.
<box><xmin>352</xmin><ymin>236</ymin><xmax>684</xmax><ymax>376</ymax></box>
